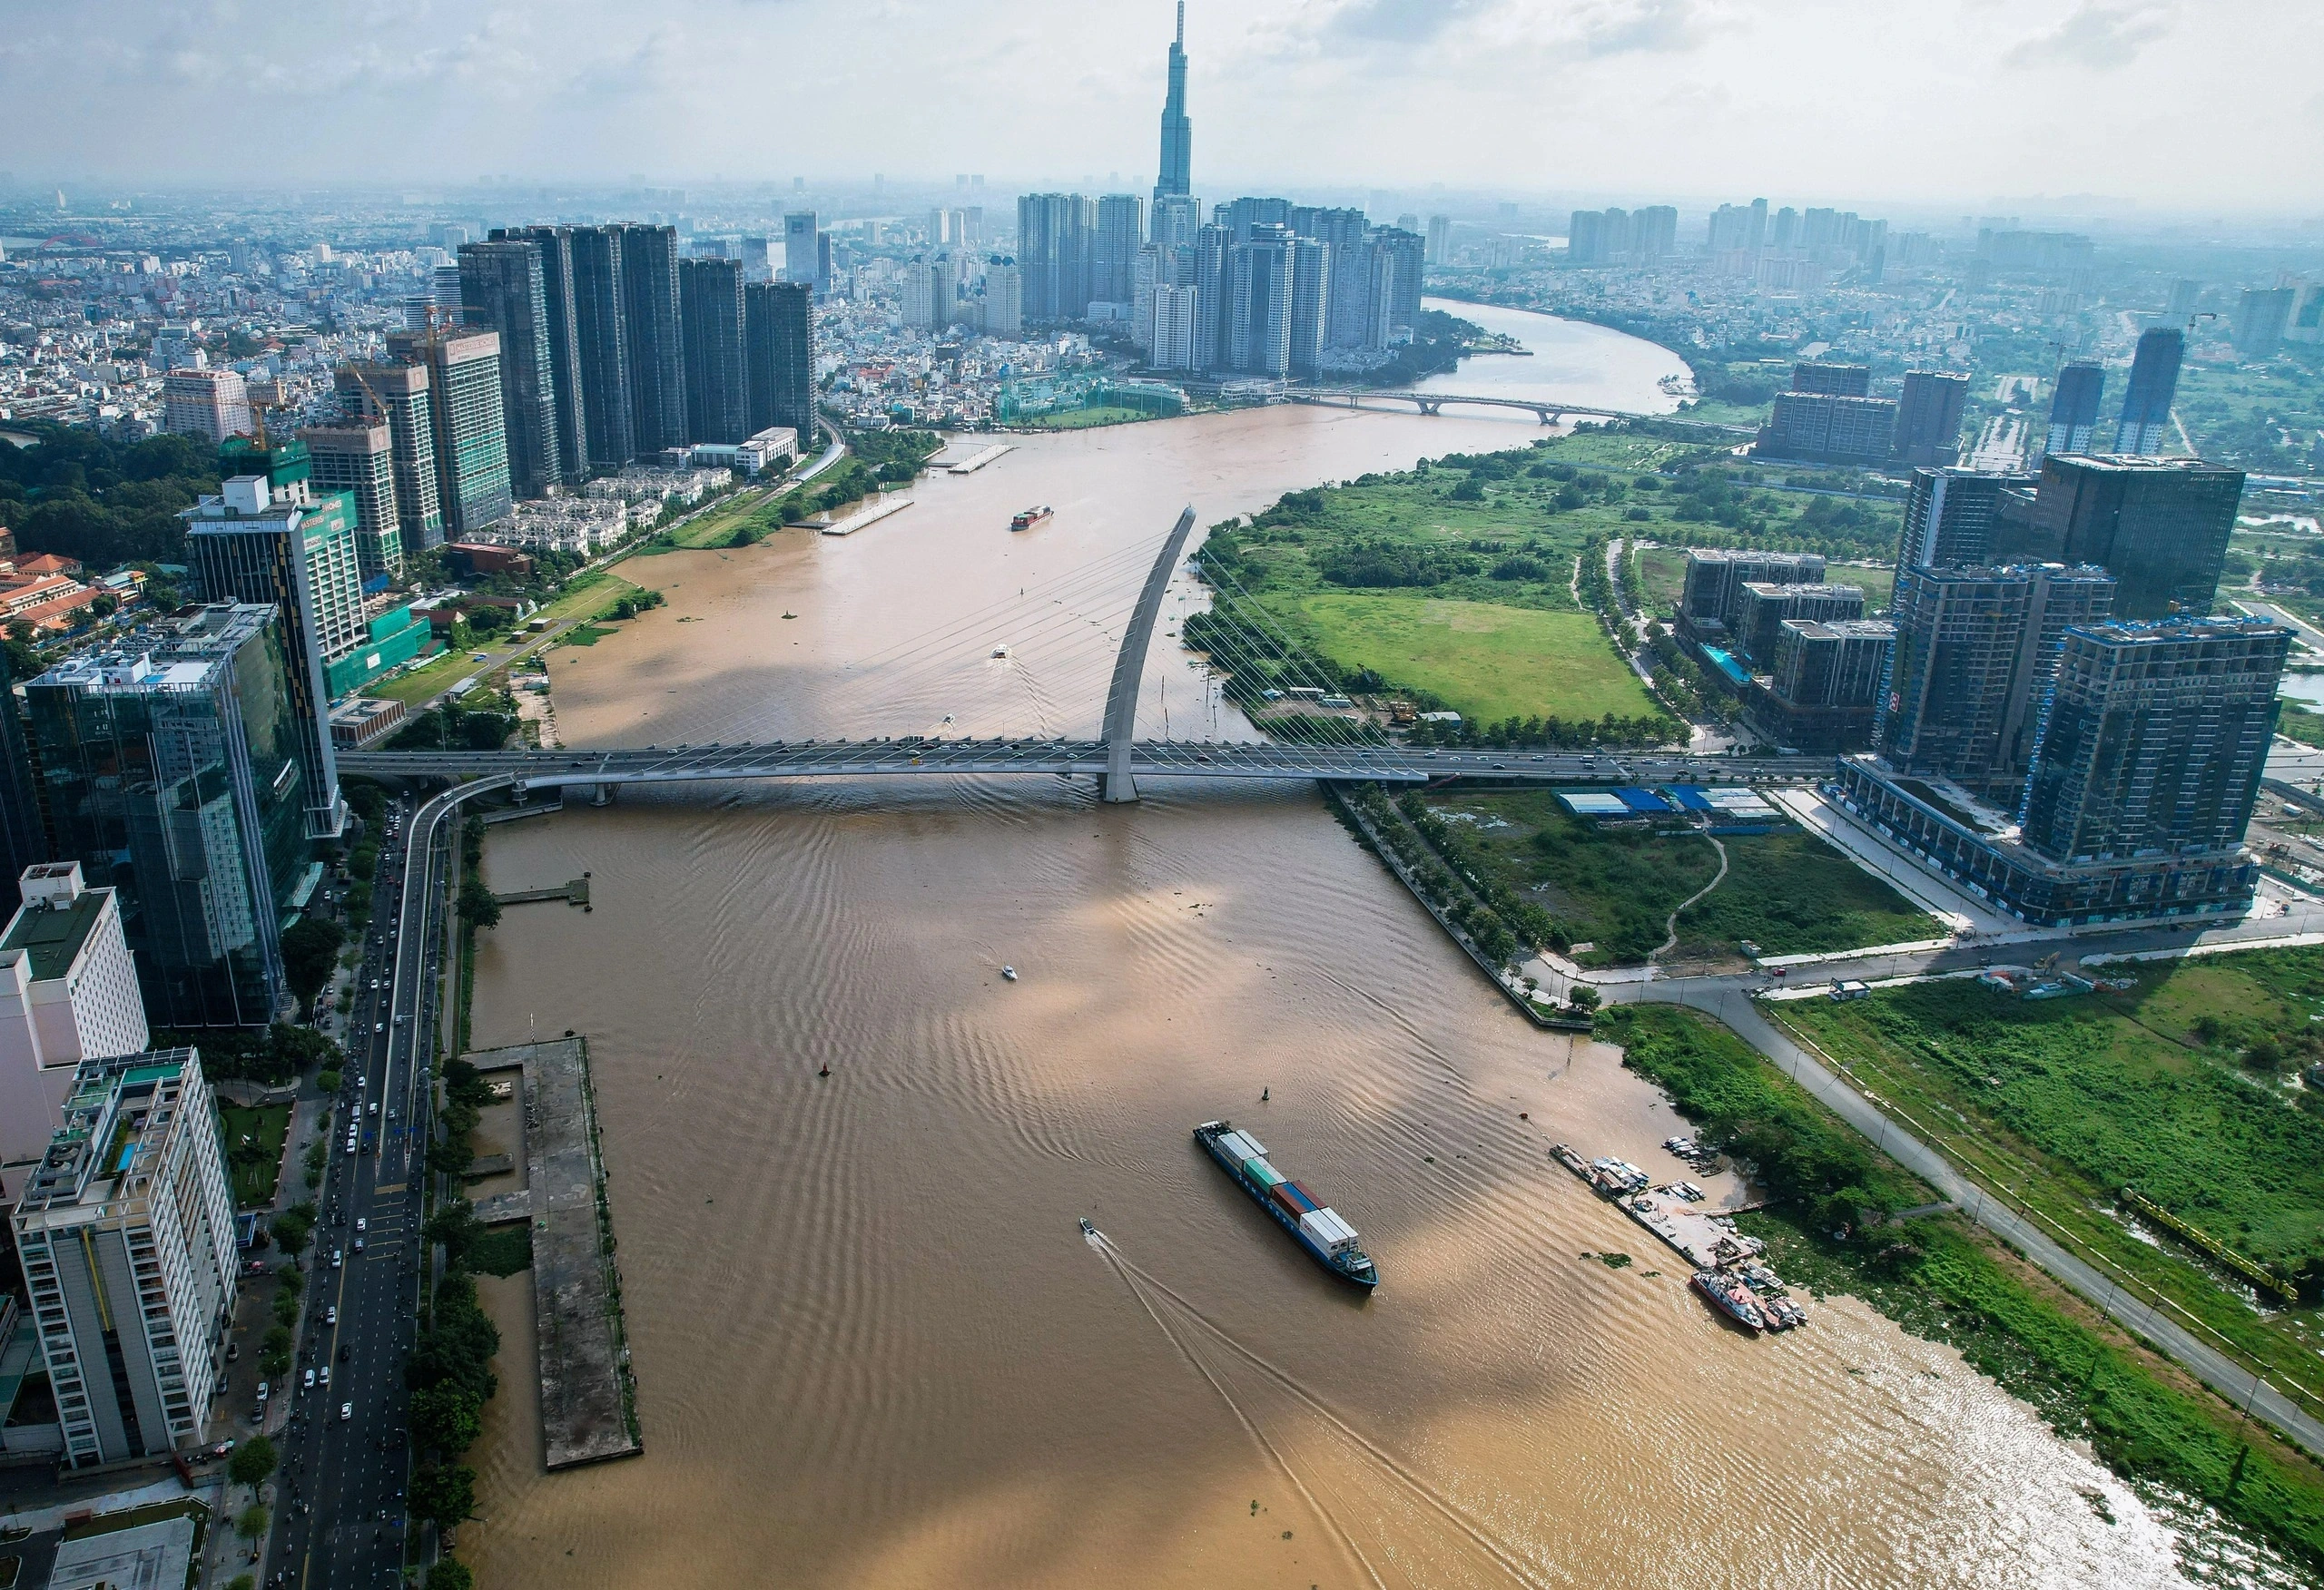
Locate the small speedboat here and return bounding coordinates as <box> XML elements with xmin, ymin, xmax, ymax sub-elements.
<box><xmin>991</xmin><ymin>645</ymin><xmax>1010</xmax><ymax>658</ymax></box>
<box><xmin>1001</xmin><ymin>966</ymin><xmax>1019</xmax><ymax>981</ymax></box>
<box><xmin>1078</xmin><ymin>1217</ymin><xmax>1096</xmax><ymax>1237</ymax></box>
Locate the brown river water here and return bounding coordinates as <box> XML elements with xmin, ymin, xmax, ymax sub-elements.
<box><xmin>460</xmin><ymin>332</ymin><xmax>2292</xmax><ymax>1586</ymax></box>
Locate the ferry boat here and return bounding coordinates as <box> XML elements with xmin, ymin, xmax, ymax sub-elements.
<box><xmin>1194</xmin><ymin>1121</ymin><xmax>1377</xmax><ymax>1289</ymax></box>
<box><xmin>1690</xmin><ymin>1269</ymin><xmax>1767</xmax><ymax>1331</ymax></box>
<box><xmin>1009</xmin><ymin>505</ymin><xmax>1054</xmax><ymax>531</ymax></box>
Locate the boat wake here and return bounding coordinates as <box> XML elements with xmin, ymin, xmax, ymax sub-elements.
<box><xmin>1084</xmin><ymin>1229</ymin><xmax>1558</xmax><ymax>1590</ymax></box>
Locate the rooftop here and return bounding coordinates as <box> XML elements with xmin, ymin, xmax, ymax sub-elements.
<box><xmin>31</xmin><ymin>603</ymin><xmax>275</xmax><ymax>693</ymax></box>
<box><xmin>0</xmin><ymin>887</ymin><xmax>105</xmax><ymax>982</ymax></box>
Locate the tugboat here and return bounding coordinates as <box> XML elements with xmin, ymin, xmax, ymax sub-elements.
<box><xmin>1009</xmin><ymin>505</ymin><xmax>1054</xmax><ymax>532</ymax></box>
<box><xmin>1194</xmin><ymin>1121</ymin><xmax>1378</xmax><ymax>1289</ymax></box>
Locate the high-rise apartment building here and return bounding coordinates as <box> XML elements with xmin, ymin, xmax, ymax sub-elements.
<box><xmin>1374</xmin><ymin>228</ymin><xmax>1424</xmax><ymax>334</ymax></box>
<box><xmin>300</xmin><ymin>418</ymin><xmax>402</xmax><ymax>584</ymax></box>
<box><xmin>981</xmin><ymin>260</ymin><xmax>1023</xmax><ymax>340</ymax></box>
<box><xmin>1897</xmin><ymin>466</ymin><xmax>2034</xmax><ymax>575</ymax></box>
<box><xmin>566</xmin><ymin>226</ymin><xmax>635</xmax><ymax>466</ymax></box>
<box><xmin>1758</xmin><ymin>618</ymin><xmax>1895</xmax><ymax>751</ymax></box>
<box><xmin>1151</xmin><ymin>195</ymin><xmax>1201</xmax><ymax>249</ymax></box>
<box><xmin>1193</xmin><ymin>224</ymin><xmax>1230</xmax><ymax>368</ymax></box>
<box><xmin>1791</xmin><ymin>362</ymin><xmax>1870</xmax><ymax>397</ymax></box>
<box><xmin>458</xmin><ymin>240</ymin><xmax>565</xmax><ymax>497</ymax></box>
<box><xmin>1756</xmin><ymin>391</ymin><xmax>1896</xmax><ymax>465</ymax></box>
<box><xmin>2022</xmin><ymin>617</ymin><xmax>2286</xmax><ymax>864</ymax></box>
<box><xmin>678</xmin><ymin>258</ymin><xmax>748</xmax><ymax>444</ymax></box>
<box><xmin>2116</xmin><ymin>327</ymin><xmax>2183</xmax><ymax>455</ymax></box>
<box><xmin>2234</xmin><ymin>287</ymin><xmax>2296</xmax><ymax>358</ymax></box>
<box><xmin>1569</xmin><ymin>206</ymin><xmax>1673</xmax><ymax>265</ymax></box>
<box><xmin>1287</xmin><ymin>237</ymin><xmax>1330</xmax><ymax>376</ymax></box>
<box><xmin>2026</xmin><ymin>454</ymin><xmax>2242</xmax><ymax>620</ymax></box>
<box><xmin>617</xmin><ymin>225</ymin><xmax>686</xmax><ymax>455</ymax></box>
<box><xmin>25</xmin><ymin>606</ymin><xmax>310</xmax><ymax>1026</ymax></box>
<box><xmin>743</xmin><ymin>281</ymin><xmax>817</xmax><ymax>442</ymax></box>
<box><xmin>1678</xmin><ymin>550</ymin><xmax>1826</xmax><ymax>641</ymax></box>
<box><xmin>14</xmin><ymin>1047</ymin><xmax>238</xmax><ymax>1467</ymax></box>
<box><xmin>1093</xmin><ymin>196</ymin><xmax>1145</xmax><ymax>307</ymax></box>
<box><xmin>387</xmin><ymin>328</ymin><xmax>515</xmax><ymax>536</ymax></box>
<box><xmin>1018</xmin><ymin>193</ymin><xmax>1095</xmax><ymax>322</ymax></box>
<box><xmin>784</xmin><ymin>211</ymin><xmax>824</xmax><ymax>292</ymax></box>
<box><xmin>900</xmin><ymin>256</ymin><xmax>954</xmax><ymax>332</ymax></box>
<box><xmin>0</xmin><ymin>863</ymin><xmax>149</xmax><ymax>1175</ymax></box>
<box><xmin>1154</xmin><ymin>1</ymin><xmax>1192</xmax><ymax>208</ymax></box>
<box><xmin>1877</xmin><ymin>562</ymin><xmax>2115</xmax><ymax>794</ymax></box>
<box><xmin>1893</xmin><ymin>370</ymin><xmax>1969</xmax><ymax>468</ymax></box>
<box><xmin>160</xmin><ymin>369</ymin><xmax>253</xmax><ymax>446</ymax></box>
<box><xmin>334</xmin><ymin>363</ymin><xmax>444</xmax><ymax>553</ymax></box>
<box><xmin>1227</xmin><ymin>228</ymin><xmax>1294</xmax><ymax>376</ymax></box>
<box><xmin>1732</xmin><ymin>582</ymin><xmax>1866</xmax><ymax>666</ymax></box>
<box><xmin>182</xmin><ymin>476</ymin><xmax>356</xmax><ymax>838</ymax></box>
<box><xmin>1149</xmin><ymin>284</ymin><xmax>1198</xmax><ymax>370</ymax></box>
<box><xmin>1425</xmin><ymin>215</ymin><xmax>1452</xmax><ymax>265</ymax></box>
<box><xmin>2044</xmin><ymin>360</ymin><xmax>2104</xmax><ymax>457</ymax></box>
<box><xmin>0</xmin><ymin>649</ymin><xmax>45</xmax><ymax>902</ymax></box>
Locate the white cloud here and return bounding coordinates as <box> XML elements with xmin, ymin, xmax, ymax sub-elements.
<box><xmin>2004</xmin><ymin>4</ymin><xmax>2173</xmax><ymax>69</ymax></box>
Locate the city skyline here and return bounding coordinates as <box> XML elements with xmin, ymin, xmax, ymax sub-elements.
<box><xmin>0</xmin><ymin>2</ymin><xmax>2315</xmax><ymax>211</ymax></box>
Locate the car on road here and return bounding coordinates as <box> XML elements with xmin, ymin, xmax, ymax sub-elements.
<box><xmin>340</xmin><ymin>1402</ymin><xmax>352</xmax><ymax>1422</ymax></box>
<box><xmin>353</xmin><ymin>1237</ymin><xmax>365</xmax><ymax>1253</ymax></box>
<box><xmin>374</xmin><ymin>1022</ymin><xmax>384</xmax><ymax>1033</ymax></box>
<box><xmin>356</xmin><ymin>1217</ymin><xmax>367</xmax><ymax>1232</ymax></box>
<box><xmin>339</xmin><ymin>1344</ymin><xmax>350</xmax><ymax>1363</ymax></box>
<box><xmin>331</xmin><ymin>1248</ymin><xmax>343</xmax><ymax>1268</ymax></box>
<box><xmin>320</xmin><ymin>1365</ymin><xmax>330</xmax><ymax>1385</ymax></box>
<box><xmin>303</xmin><ymin>1369</ymin><xmax>315</xmax><ymax>1389</ymax></box>
<box><xmin>325</xmin><ymin>1305</ymin><xmax>337</xmax><ymax>1325</ymax></box>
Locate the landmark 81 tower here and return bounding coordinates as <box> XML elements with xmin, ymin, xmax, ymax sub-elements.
<box><xmin>1152</xmin><ymin>3</ymin><xmax>1194</xmax><ymax>240</ymax></box>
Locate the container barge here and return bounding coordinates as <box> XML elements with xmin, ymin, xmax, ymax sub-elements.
<box><xmin>1194</xmin><ymin>1121</ymin><xmax>1377</xmax><ymax>1289</ymax></box>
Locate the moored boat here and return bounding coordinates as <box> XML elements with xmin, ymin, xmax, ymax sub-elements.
<box><xmin>1690</xmin><ymin>1269</ymin><xmax>1767</xmax><ymax>1331</ymax></box>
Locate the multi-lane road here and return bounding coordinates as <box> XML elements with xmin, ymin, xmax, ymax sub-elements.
<box><xmin>265</xmin><ymin>785</ymin><xmax>460</xmax><ymax>1590</ymax></box>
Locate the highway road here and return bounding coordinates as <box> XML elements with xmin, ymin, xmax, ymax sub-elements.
<box><xmin>266</xmin><ymin>785</ymin><xmax>458</xmax><ymax>1590</ymax></box>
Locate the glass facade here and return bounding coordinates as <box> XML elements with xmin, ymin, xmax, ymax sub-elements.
<box><xmin>23</xmin><ymin>605</ymin><xmax>307</xmax><ymax>1027</ymax></box>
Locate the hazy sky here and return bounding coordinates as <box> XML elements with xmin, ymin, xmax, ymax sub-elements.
<box><xmin>4</xmin><ymin>0</ymin><xmax>2316</xmax><ymax>211</ymax></box>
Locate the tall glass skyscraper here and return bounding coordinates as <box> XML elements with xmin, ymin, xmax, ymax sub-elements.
<box><xmin>2044</xmin><ymin>360</ymin><xmax>2104</xmax><ymax>457</ymax></box>
<box><xmin>457</xmin><ymin>240</ymin><xmax>565</xmax><ymax>498</ymax></box>
<box><xmin>24</xmin><ymin>606</ymin><xmax>310</xmax><ymax>1027</ymax></box>
<box><xmin>566</xmin><ymin>227</ymin><xmax>635</xmax><ymax>467</ymax></box>
<box><xmin>387</xmin><ymin>328</ymin><xmax>515</xmax><ymax>536</ymax></box>
<box><xmin>2116</xmin><ymin>327</ymin><xmax>2184</xmax><ymax>455</ymax></box>
<box><xmin>492</xmin><ymin>225</ymin><xmax>589</xmax><ymax>484</ymax></box>
<box><xmin>744</xmin><ymin>281</ymin><xmax>817</xmax><ymax>441</ymax></box>
<box><xmin>2029</xmin><ymin>453</ymin><xmax>2242</xmax><ymax>620</ymax></box>
<box><xmin>679</xmin><ymin>258</ymin><xmax>748</xmax><ymax>445</ymax></box>
<box><xmin>1153</xmin><ymin>2</ymin><xmax>1191</xmax><ymax>209</ymax></box>
<box><xmin>618</xmin><ymin>224</ymin><xmax>687</xmax><ymax>454</ymax></box>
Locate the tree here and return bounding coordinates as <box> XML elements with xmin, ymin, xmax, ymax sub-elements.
<box><xmin>228</xmin><ymin>1434</ymin><xmax>277</xmax><ymax>1493</ymax></box>
<box><xmin>259</xmin><ymin>1324</ymin><xmax>294</xmax><ymax>1378</ymax></box>
<box><xmin>426</xmin><ymin>1560</ymin><xmax>475</xmax><ymax>1590</ymax></box>
<box><xmin>408</xmin><ymin>1464</ymin><xmax>477</xmax><ymax>1530</ymax></box>
<box><xmin>424</xmin><ymin>1200</ymin><xmax>481</xmax><ymax>1269</ymax></box>
<box><xmin>236</xmin><ymin>1503</ymin><xmax>270</xmax><ymax>1546</ymax></box>
<box><xmin>409</xmin><ymin>1383</ymin><xmax>484</xmax><ymax>1458</ymax></box>
<box><xmin>271</xmin><ymin>1205</ymin><xmax>313</xmax><ymax>1258</ymax></box>
<box><xmin>281</xmin><ymin>916</ymin><xmax>346</xmax><ymax>1018</ymax></box>
<box><xmin>457</xmin><ymin>876</ymin><xmax>501</xmax><ymax>929</ymax></box>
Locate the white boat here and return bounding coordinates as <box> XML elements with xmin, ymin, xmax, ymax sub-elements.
<box><xmin>1000</xmin><ymin>966</ymin><xmax>1019</xmax><ymax>981</ymax></box>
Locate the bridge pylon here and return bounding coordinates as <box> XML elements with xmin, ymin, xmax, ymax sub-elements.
<box><xmin>1098</xmin><ymin>505</ymin><xmax>1199</xmax><ymax>803</ymax></box>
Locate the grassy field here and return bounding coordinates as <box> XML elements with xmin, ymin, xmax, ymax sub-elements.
<box><xmin>370</xmin><ymin>570</ymin><xmax>649</xmax><ymax>702</ymax></box>
<box><xmin>643</xmin><ymin>485</ymin><xmax>785</xmax><ymax>551</ymax></box>
<box><xmin>1013</xmin><ymin>405</ymin><xmax>1166</xmax><ymax>430</ymax></box>
<box><xmin>1775</xmin><ymin>947</ymin><xmax>2324</xmax><ymax>1411</ymax></box>
<box><xmin>218</xmin><ymin>1103</ymin><xmax>290</xmax><ymax>1208</ymax></box>
<box><xmin>1285</xmin><ymin>594</ymin><xmax>1657</xmax><ymax>724</ymax></box>
<box><xmin>1604</xmin><ymin>1005</ymin><xmax>2324</xmax><ymax>1574</ymax></box>
<box><xmin>2284</xmin><ymin>700</ymin><xmax>2324</xmax><ymax>747</ymax></box>
<box><xmin>1423</xmin><ymin>789</ymin><xmax>1938</xmax><ymax>965</ymax></box>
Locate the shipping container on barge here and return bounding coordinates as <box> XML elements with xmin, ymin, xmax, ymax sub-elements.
<box><xmin>1193</xmin><ymin>1121</ymin><xmax>1378</xmax><ymax>1289</ymax></box>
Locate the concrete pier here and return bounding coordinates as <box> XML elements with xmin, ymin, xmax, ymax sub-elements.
<box><xmin>464</xmin><ymin>1038</ymin><xmax>641</xmax><ymax>1469</ymax></box>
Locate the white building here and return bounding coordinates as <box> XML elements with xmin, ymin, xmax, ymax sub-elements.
<box><xmin>1149</xmin><ymin>285</ymin><xmax>1199</xmax><ymax>371</ymax></box>
<box><xmin>13</xmin><ymin>1047</ymin><xmax>238</xmax><ymax>1467</ymax></box>
<box><xmin>159</xmin><ymin>368</ymin><xmax>252</xmax><ymax>444</ymax></box>
<box><xmin>984</xmin><ymin>262</ymin><xmax>1023</xmax><ymax>340</ymax></box>
<box><xmin>0</xmin><ymin>863</ymin><xmax>150</xmax><ymax>1192</ymax></box>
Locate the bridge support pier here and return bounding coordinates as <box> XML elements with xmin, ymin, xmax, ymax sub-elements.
<box><xmin>1099</xmin><ymin>505</ymin><xmax>1200</xmax><ymax>804</ymax></box>
<box><xmin>589</xmin><ymin>782</ymin><xmax>615</xmax><ymax>808</ymax></box>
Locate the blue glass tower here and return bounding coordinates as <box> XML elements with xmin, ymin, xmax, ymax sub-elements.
<box><xmin>1154</xmin><ymin>4</ymin><xmax>1191</xmax><ymax>205</ymax></box>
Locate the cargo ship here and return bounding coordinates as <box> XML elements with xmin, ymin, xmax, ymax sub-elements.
<box><xmin>1009</xmin><ymin>505</ymin><xmax>1053</xmax><ymax>531</ymax></box>
<box><xmin>1194</xmin><ymin>1121</ymin><xmax>1377</xmax><ymax>1289</ymax></box>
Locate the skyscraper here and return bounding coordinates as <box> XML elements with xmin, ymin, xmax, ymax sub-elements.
<box><xmin>1149</xmin><ymin>284</ymin><xmax>1198</xmax><ymax>370</ymax></box>
<box><xmin>489</xmin><ymin>226</ymin><xmax>588</xmax><ymax>485</ymax></box>
<box><xmin>743</xmin><ymin>280</ymin><xmax>817</xmax><ymax>442</ymax></box>
<box><xmin>678</xmin><ymin>258</ymin><xmax>748</xmax><ymax>444</ymax></box>
<box><xmin>2028</xmin><ymin>454</ymin><xmax>2243</xmax><ymax>620</ymax></box>
<box><xmin>0</xmin><ymin>648</ymin><xmax>47</xmax><ymax>898</ymax></box>
<box><xmin>2234</xmin><ymin>287</ymin><xmax>2296</xmax><ymax>358</ymax></box>
<box><xmin>0</xmin><ymin>863</ymin><xmax>151</xmax><ymax>1173</ymax></box>
<box><xmin>1897</xmin><ymin>466</ymin><xmax>2033</xmax><ymax>575</ymax></box>
<box><xmin>2044</xmin><ymin>360</ymin><xmax>2104</xmax><ymax>457</ymax></box>
<box><xmin>1792</xmin><ymin>362</ymin><xmax>1871</xmax><ymax>397</ymax></box>
<box><xmin>617</xmin><ymin>224</ymin><xmax>686</xmax><ymax>454</ymax></box>
<box><xmin>2021</xmin><ymin>618</ymin><xmax>2286</xmax><ymax>864</ymax></box>
<box><xmin>1877</xmin><ymin>562</ymin><xmax>2115</xmax><ymax>795</ymax></box>
<box><xmin>386</xmin><ymin>328</ymin><xmax>514</xmax><ymax>536</ymax></box>
<box><xmin>1228</xmin><ymin>228</ymin><xmax>1293</xmax><ymax>376</ymax></box>
<box><xmin>14</xmin><ymin>1048</ymin><xmax>238</xmax><ymax>1467</ymax></box>
<box><xmin>981</xmin><ymin>260</ymin><xmax>1023</xmax><ymax>339</ymax></box>
<box><xmin>182</xmin><ymin>475</ymin><xmax>358</xmax><ymax>839</ymax></box>
<box><xmin>1193</xmin><ymin>223</ymin><xmax>1230</xmax><ymax>368</ymax></box>
<box><xmin>1287</xmin><ymin>236</ymin><xmax>1330</xmax><ymax>376</ymax></box>
<box><xmin>335</xmin><ymin>363</ymin><xmax>444</xmax><ymax>552</ymax></box>
<box><xmin>1893</xmin><ymin>370</ymin><xmax>1969</xmax><ymax>468</ymax></box>
<box><xmin>457</xmin><ymin>240</ymin><xmax>564</xmax><ymax>498</ymax></box>
<box><xmin>784</xmin><ymin>211</ymin><xmax>823</xmax><ymax>291</ymax></box>
<box><xmin>2116</xmin><ymin>327</ymin><xmax>2183</xmax><ymax>455</ymax></box>
<box><xmin>1373</xmin><ymin>227</ymin><xmax>1424</xmax><ymax>333</ymax></box>
<box><xmin>1425</xmin><ymin>215</ymin><xmax>1452</xmax><ymax>265</ymax></box>
<box><xmin>1154</xmin><ymin>1</ymin><xmax>1191</xmax><ymax>208</ymax></box>
<box><xmin>25</xmin><ymin>605</ymin><xmax>311</xmax><ymax>1026</ymax></box>
<box><xmin>299</xmin><ymin>418</ymin><xmax>403</xmax><ymax>584</ymax></box>
<box><xmin>1017</xmin><ymin>193</ymin><xmax>1095</xmax><ymax>322</ymax></box>
<box><xmin>566</xmin><ymin>226</ymin><xmax>635</xmax><ymax>466</ymax></box>
<box><xmin>1092</xmin><ymin>196</ymin><xmax>1146</xmax><ymax>307</ymax></box>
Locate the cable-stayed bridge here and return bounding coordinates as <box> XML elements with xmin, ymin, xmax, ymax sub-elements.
<box><xmin>343</xmin><ymin>506</ymin><xmax>1823</xmax><ymax>801</ymax></box>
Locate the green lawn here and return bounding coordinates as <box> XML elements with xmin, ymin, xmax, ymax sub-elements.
<box><xmin>218</xmin><ymin>1104</ymin><xmax>291</xmax><ymax>1208</ymax></box>
<box><xmin>2283</xmin><ymin>700</ymin><xmax>2324</xmax><ymax>747</ymax></box>
<box><xmin>640</xmin><ymin>486</ymin><xmax>788</xmax><ymax>551</ymax></box>
<box><xmin>1425</xmin><ymin>789</ymin><xmax>1939</xmax><ymax>966</ymax></box>
<box><xmin>1604</xmin><ymin>1004</ymin><xmax>2324</xmax><ymax>1574</ymax></box>
<box><xmin>1775</xmin><ymin>946</ymin><xmax>2324</xmax><ymax>1409</ymax></box>
<box><xmin>1014</xmin><ymin>405</ymin><xmax>1167</xmax><ymax>430</ymax></box>
<box><xmin>1284</xmin><ymin>594</ymin><xmax>1657</xmax><ymax>725</ymax></box>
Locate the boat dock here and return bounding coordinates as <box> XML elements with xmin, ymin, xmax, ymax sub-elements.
<box><xmin>946</xmin><ymin>444</ymin><xmax>1013</xmax><ymax>475</ymax></box>
<box><xmin>464</xmin><ymin>1038</ymin><xmax>642</xmax><ymax>1468</ymax></box>
<box><xmin>1553</xmin><ymin>1142</ymin><xmax>1803</xmax><ymax>1330</ymax></box>
<box><xmin>819</xmin><ymin>495</ymin><xmax>914</xmax><ymax>536</ymax></box>
<box><xmin>493</xmin><ymin>876</ymin><xmax>590</xmax><ymax>908</ymax></box>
